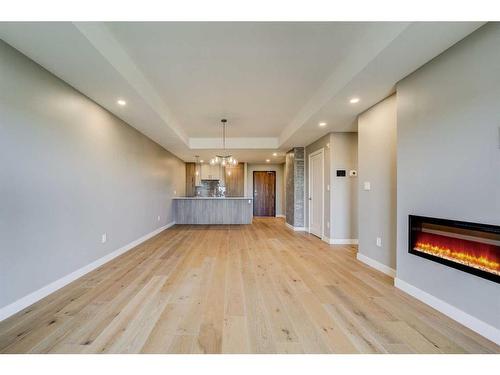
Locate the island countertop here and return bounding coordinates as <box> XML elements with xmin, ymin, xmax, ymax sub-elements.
<box><xmin>173</xmin><ymin>196</ymin><xmax>253</xmax><ymax>224</ymax></box>
<box><xmin>173</xmin><ymin>196</ymin><xmax>253</xmax><ymax>200</ymax></box>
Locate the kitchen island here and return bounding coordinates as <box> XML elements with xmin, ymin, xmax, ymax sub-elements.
<box><xmin>173</xmin><ymin>197</ymin><xmax>253</xmax><ymax>224</ymax></box>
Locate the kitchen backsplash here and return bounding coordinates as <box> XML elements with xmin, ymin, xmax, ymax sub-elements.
<box><xmin>194</xmin><ymin>180</ymin><xmax>226</xmax><ymax>197</ymax></box>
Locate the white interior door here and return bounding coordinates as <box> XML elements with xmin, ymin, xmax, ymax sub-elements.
<box><xmin>309</xmin><ymin>150</ymin><xmax>324</xmax><ymax>238</ymax></box>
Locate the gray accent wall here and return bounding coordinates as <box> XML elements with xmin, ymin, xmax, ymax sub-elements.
<box><xmin>247</xmin><ymin>163</ymin><xmax>285</xmax><ymax>216</ymax></box>
<box><xmin>0</xmin><ymin>40</ymin><xmax>186</xmax><ymax>309</ymax></box>
<box><xmin>305</xmin><ymin>132</ymin><xmax>358</xmax><ymax>241</ymax></box>
<box><xmin>331</xmin><ymin>133</ymin><xmax>358</xmax><ymax>240</ymax></box>
<box><xmin>285</xmin><ymin>147</ymin><xmax>305</xmax><ymax>227</ymax></box>
<box><xmin>358</xmin><ymin>95</ymin><xmax>397</xmax><ymax>269</ymax></box>
<box><xmin>396</xmin><ymin>23</ymin><xmax>500</xmax><ymax>329</ymax></box>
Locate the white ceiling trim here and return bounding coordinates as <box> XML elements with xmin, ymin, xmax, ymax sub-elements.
<box><xmin>73</xmin><ymin>22</ymin><xmax>190</xmax><ymax>145</ymax></box>
<box><xmin>0</xmin><ymin>22</ymin><xmax>485</xmax><ymax>163</ymax></box>
<box><xmin>278</xmin><ymin>23</ymin><xmax>411</xmax><ymax>146</ymax></box>
<box><xmin>189</xmin><ymin>137</ymin><xmax>279</xmax><ymax>149</ymax></box>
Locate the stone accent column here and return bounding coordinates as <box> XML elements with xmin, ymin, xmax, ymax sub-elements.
<box><xmin>285</xmin><ymin>147</ymin><xmax>305</xmax><ymax>228</ymax></box>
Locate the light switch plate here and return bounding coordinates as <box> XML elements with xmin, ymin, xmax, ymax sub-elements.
<box><xmin>376</xmin><ymin>237</ymin><xmax>382</xmax><ymax>247</ymax></box>
<box><xmin>364</xmin><ymin>182</ymin><xmax>371</xmax><ymax>190</ymax></box>
<box><xmin>101</xmin><ymin>233</ymin><xmax>107</xmax><ymax>244</ymax></box>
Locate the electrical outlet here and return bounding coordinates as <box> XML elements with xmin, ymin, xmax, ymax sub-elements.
<box><xmin>376</xmin><ymin>237</ymin><xmax>382</xmax><ymax>247</ymax></box>
<box><xmin>157</xmin><ymin>215</ymin><xmax>161</xmax><ymax>221</ymax></box>
<box><xmin>101</xmin><ymin>233</ymin><xmax>107</xmax><ymax>244</ymax></box>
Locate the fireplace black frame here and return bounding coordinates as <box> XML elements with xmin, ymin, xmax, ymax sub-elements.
<box><xmin>408</xmin><ymin>215</ymin><xmax>500</xmax><ymax>284</ymax></box>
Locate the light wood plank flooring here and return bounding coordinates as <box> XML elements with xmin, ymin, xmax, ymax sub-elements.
<box><xmin>0</xmin><ymin>218</ymin><xmax>498</xmax><ymax>354</ymax></box>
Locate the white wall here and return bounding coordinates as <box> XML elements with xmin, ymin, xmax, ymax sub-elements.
<box><xmin>396</xmin><ymin>23</ymin><xmax>500</xmax><ymax>332</ymax></box>
<box><xmin>0</xmin><ymin>40</ymin><xmax>185</xmax><ymax>311</ymax></box>
<box><xmin>246</xmin><ymin>163</ymin><xmax>285</xmax><ymax>216</ymax></box>
<box><xmin>358</xmin><ymin>95</ymin><xmax>397</xmax><ymax>269</ymax></box>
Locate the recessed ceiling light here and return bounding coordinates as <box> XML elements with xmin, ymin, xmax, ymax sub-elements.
<box><xmin>319</xmin><ymin>122</ymin><xmax>327</xmax><ymax>127</ymax></box>
<box><xmin>272</xmin><ymin>152</ymin><xmax>278</xmax><ymax>156</ymax></box>
<box><xmin>349</xmin><ymin>97</ymin><xmax>360</xmax><ymax>104</ymax></box>
<box><xmin>117</xmin><ymin>99</ymin><xmax>126</xmax><ymax>106</ymax></box>
<box><xmin>200</xmin><ymin>160</ymin><xmax>204</xmax><ymax>163</ymax></box>
<box><xmin>266</xmin><ymin>159</ymin><xmax>270</xmax><ymax>163</ymax></box>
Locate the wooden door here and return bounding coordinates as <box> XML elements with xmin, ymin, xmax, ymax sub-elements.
<box><xmin>308</xmin><ymin>150</ymin><xmax>324</xmax><ymax>237</ymax></box>
<box><xmin>253</xmin><ymin>171</ymin><xmax>276</xmax><ymax>216</ymax></box>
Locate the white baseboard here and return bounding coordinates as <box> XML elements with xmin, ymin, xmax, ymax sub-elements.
<box><xmin>330</xmin><ymin>238</ymin><xmax>358</xmax><ymax>245</ymax></box>
<box><xmin>276</xmin><ymin>214</ymin><xmax>286</xmax><ymax>218</ymax></box>
<box><xmin>0</xmin><ymin>221</ymin><xmax>175</xmax><ymax>322</ymax></box>
<box><xmin>394</xmin><ymin>278</ymin><xmax>500</xmax><ymax>345</ymax></box>
<box><xmin>356</xmin><ymin>253</ymin><xmax>396</xmax><ymax>278</ymax></box>
<box><xmin>285</xmin><ymin>222</ymin><xmax>306</xmax><ymax>231</ymax></box>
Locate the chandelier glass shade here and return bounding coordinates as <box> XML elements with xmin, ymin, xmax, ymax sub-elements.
<box><xmin>209</xmin><ymin>119</ymin><xmax>238</xmax><ymax>166</ymax></box>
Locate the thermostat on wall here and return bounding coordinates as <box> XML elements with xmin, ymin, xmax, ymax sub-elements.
<box><xmin>336</xmin><ymin>170</ymin><xmax>346</xmax><ymax>177</ymax></box>
<box><xmin>349</xmin><ymin>170</ymin><xmax>357</xmax><ymax>177</ymax></box>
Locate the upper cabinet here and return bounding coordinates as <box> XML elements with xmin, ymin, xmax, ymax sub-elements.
<box><xmin>200</xmin><ymin>164</ymin><xmax>210</xmax><ymax>180</ymax></box>
<box><xmin>185</xmin><ymin>163</ymin><xmax>196</xmax><ymax>196</ymax></box>
<box><xmin>201</xmin><ymin>164</ymin><xmax>222</xmax><ymax>180</ymax></box>
<box><xmin>186</xmin><ymin>162</ymin><xmax>203</xmax><ymax>196</ymax></box>
<box><xmin>225</xmin><ymin>163</ymin><xmax>245</xmax><ymax>197</ymax></box>
<box><xmin>186</xmin><ymin>162</ymin><xmax>245</xmax><ymax>197</ymax></box>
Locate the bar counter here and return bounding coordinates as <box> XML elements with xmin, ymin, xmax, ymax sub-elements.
<box><xmin>173</xmin><ymin>197</ymin><xmax>253</xmax><ymax>224</ymax></box>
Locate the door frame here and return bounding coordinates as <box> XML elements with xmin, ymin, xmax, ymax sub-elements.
<box><xmin>252</xmin><ymin>170</ymin><xmax>276</xmax><ymax>217</ymax></box>
<box><xmin>308</xmin><ymin>148</ymin><xmax>324</xmax><ymax>238</ymax></box>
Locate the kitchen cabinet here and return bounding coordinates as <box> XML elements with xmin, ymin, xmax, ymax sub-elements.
<box><xmin>224</xmin><ymin>163</ymin><xmax>244</xmax><ymax>196</ymax></box>
<box><xmin>201</xmin><ymin>164</ymin><xmax>222</xmax><ymax>180</ymax></box>
<box><xmin>186</xmin><ymin>162</ymin><xmax>203</xmax><ymax>195</ymax></box>
<box><xmin>185</xmin><ymin>163</ymin><xmax>196</xmax><ymax>196</ymax></box>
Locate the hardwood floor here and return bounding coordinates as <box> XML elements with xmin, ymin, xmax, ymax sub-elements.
<box><xmin>0</xmin><ymin>217</ymin><xmax>498</xmax><ymax>354</ymax></box>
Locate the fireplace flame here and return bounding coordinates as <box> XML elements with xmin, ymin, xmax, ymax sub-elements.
<box><xmin>414</xmin><ymin>241</ymin><xmax>500</xmax><ymax>276</ymax></box>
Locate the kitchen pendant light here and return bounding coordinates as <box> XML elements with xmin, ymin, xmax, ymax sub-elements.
<box><xmin>210</xmin><ymin>119</ymin><xmax>238</xmax><ymax>166</ymax></box>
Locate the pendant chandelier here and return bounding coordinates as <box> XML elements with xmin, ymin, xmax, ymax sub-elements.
<box><xmin>210</xmin><ymin>119</ymin><xmax>238</xmax><ymax>166</ymax></box>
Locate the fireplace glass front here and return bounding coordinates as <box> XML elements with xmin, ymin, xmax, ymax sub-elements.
<box><xmin>409</xmin><ymin>215</ymin><xmax>499</xmax><ymax>283</ymax></box>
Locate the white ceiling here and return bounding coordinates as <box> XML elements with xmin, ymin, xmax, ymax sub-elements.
<box><xmin>0</xmin><ymin>22</ymin><xmax>485</xmax><ymax>162</ymax></box>
<box><xmin>105</xmin><ymin>22</ymin><xmax>399</xmax><ymax>138</ymax></box>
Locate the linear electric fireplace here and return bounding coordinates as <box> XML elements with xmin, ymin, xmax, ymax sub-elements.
<box><xmin>409</xmin><ymin>215</ymin><xmax>500</xmax><ymax>283</ymax></box>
